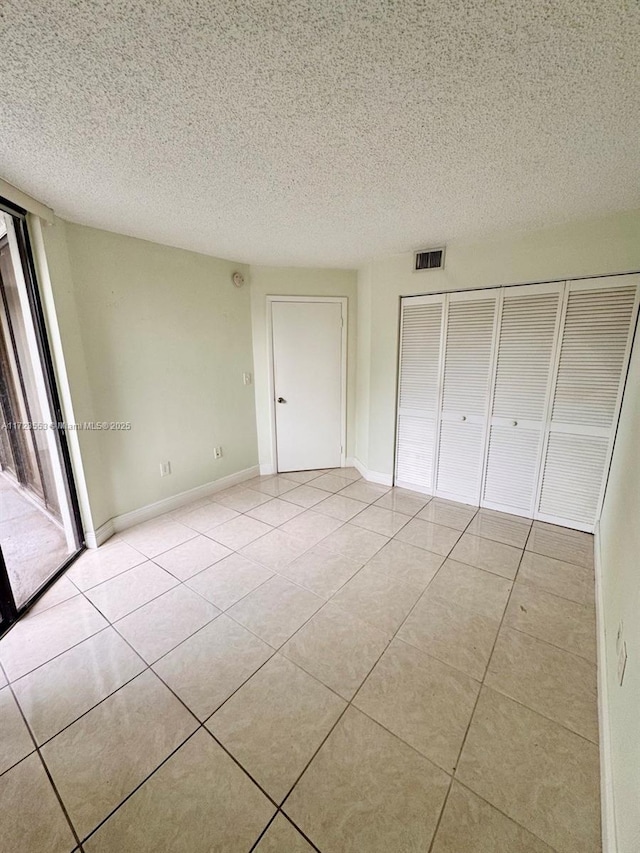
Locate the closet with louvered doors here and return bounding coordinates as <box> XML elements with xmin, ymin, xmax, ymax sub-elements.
<box><xmin>481</xmin><ymin>282</ymin><xmax>563</xmax><ymax>518</ymax></box>
<box><xmin>434</xmin><ymin>290</ymin><xmax>499</xmax><ymax>504</ymax></box>
<box><xmin>536</xmin><ymin>276</ymin><xmax>639</xmax><ymax>530</ymax></box>
<box><xmin>394</xmin><ymin>273</ymin><xmax>639</xmax><ymax>533</ymax></box>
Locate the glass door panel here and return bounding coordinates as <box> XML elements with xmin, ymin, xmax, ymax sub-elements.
<box><xmin>0</xmin><ymin>204</ymin><xmax>82</xmax><ymax>625</ymax></box>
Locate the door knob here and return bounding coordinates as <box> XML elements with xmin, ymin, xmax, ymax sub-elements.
<box><xmin>461</xmin><ymin>415</ymin><xmax>467</xmax><ymax>422</ymax></box>
<box><xmin>277</xmin><ymin>397</ymin><xmax>286</xmax><ymax>404</ymax></box>
<box><xmin>512</xmin><ymin>420</ymin><xmax>518</xmax><ymax>426</ymax></box>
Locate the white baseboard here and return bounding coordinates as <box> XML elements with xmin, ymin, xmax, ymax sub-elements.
<box><xmin>84</xmin><ymin>465</ymin><xmax>260</xmax><ymax>549</ymax></box>
<box><xmin>594</xmin><ymin>522</ymin><xmax>618</xmax><ymax>853</ymax></box>
<box><xmin>84</xmin><ymin>520</ymin><xmax>115</xmax><ymax>549</ymax></box>
<box><xmin>259</xmin><ymin>463</ymin><xmax>275</xmax><ymax>476</ymax></box>
<box><xmin>352</xmin><ymin>457</ymin><xmax>393</xmax><ymax>486</ymax></box>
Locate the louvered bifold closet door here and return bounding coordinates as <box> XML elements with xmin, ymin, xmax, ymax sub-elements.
<box><xmin>537</xmin><ymin>275</ymin><xmax>639</xmax><ymax>530</ymax></box>
<box><xmin>435</xmin><ymin>291</ymin><xmax>498</xmax><ymax>503</ymax></box>
<box><xmin>395</xmin><ymin>295</ymin><xmax>444</xmax><ymax>492</ymax></box>
<box><xmin>482</xmin><ymin>283</ymin><xmax>562</xmax><ymax>516</ymax></box>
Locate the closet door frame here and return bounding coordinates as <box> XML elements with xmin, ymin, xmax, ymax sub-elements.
<box><xmin>533</xmin><ymin>275</ymin><xmax>640</xmax><ymax>532</ymax></box>
<box><xmin>393</xmin><ymin>272</ymin><xmax>639</xmax><ymax>533</ymax></box>
<box><xmin>480</xmin><ymin>280</ymin><xmax>565</xmax><ymax>519</ymax></box>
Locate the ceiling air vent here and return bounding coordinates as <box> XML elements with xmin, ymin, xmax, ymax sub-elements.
<box><xmin>414</xmin><ymin>247</ymin><xmax>445</xmax><ymax>271</ymax></box>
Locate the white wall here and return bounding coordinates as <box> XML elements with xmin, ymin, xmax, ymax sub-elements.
<box><xmin>249</xmin><ymin>265</ymin><xmax>358</xmax><ymax>473</ymax></box>
<box><xmin>355</xmin><ymin>209</ymin><xmax>640</xmax><ymax>477</ymax></box>
<box><xmin>35</xmin><ymin>219</ymin><xmax>258</xmax><ymax>531</ymax></box>
<box><xmin>598</xmin><ymin>335</ymin><xmax>640</xmax><ymax>853</ymax></box>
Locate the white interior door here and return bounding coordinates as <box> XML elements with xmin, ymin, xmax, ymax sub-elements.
<box><xmin>435</xmin><ymin>292</ymin><xmax>498</xmax><ymax>504</ymax></box>
<box><xmin>271</xmin><ymin>300</ymin><xmax>344</xmax><ymax>472</ymax></box>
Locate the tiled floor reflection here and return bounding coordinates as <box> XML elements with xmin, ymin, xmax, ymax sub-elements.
<box><xmin>0</xmin><ymin>469</ymin><xmax>601</xmax><ymax>852</ymax></box>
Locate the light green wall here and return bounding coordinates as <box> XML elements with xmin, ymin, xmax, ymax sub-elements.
<box><xmin>599</xmin><ymin>336</ymin><xmax>640</xmax><ymax>853</ymax></box>
<box><xmin>356</xmin><ymin>208</ymin><xmax>640</xmax><ymax>476</ymax></box>
<box><xmin>355</xmin><ymin>263</ymin><xmax>372</xmax><ymax>466</ymax></box>
<box><xmin>249</xmin><ymin>265</ymin><xmax>358</xmax><ymax>471</ymax></box>
<box><xmin>39</xmin><ymin>220</ymin><xmax>258</xmax><ymax>528</ymax></box>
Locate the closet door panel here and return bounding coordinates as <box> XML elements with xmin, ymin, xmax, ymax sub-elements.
<box><xmin>483</xmin><ymin>424</ymin><xmax>542</xmax><ymax>513</ymax></box>
<box><xmin>435</xmin><ymin>294</ymin><xmax>497</xmax><ymax>503</ymax></box>
<box><xmin>538</xmin><ymin>432</ymin><xmax>609</xmax><ymax>524</ymax></box>
<box><xmin>537</xmin><ymin>277</ymin><xmax>639</xmax><ymax>529</ymax></box>
<box><xmin>550</xmin><ymin>285</ymin><xmax>637</xmax><ymax>429</ymax></box>
<box><xmin>437</xmin><ymin>418</ymin><xmax>485</xmax><ymax>500</ymax></box>
<box><xmin>395</xmin><ymin>297</ymin><xmax>444</xmax><ymax>492</ymax></box>
<box><xmin>482</xmin><ymin>286</ymin><xmax>562</xmax><ymax>514</ymax></box>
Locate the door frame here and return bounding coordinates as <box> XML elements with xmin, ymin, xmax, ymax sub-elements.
<box><xmin>0</xmin><ymin>197</ymin><xmax>84</xmax><ymax>637</ymax></box>
<box><xmin>266</xmin><ymin>295</ymin><xmax>347</xmax><ymax>474</ymax></box>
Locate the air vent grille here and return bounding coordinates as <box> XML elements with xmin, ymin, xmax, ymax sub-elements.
<box><xmin>415</xmin><ymin>248</ymin><xmax>444</xmax><ymax>271</ymax></box>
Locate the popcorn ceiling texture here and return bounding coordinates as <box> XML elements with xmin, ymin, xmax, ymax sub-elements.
<box><xmin>0</xmin><ymin>1</ymin><xmax>638</xmax><ymax>267</ymax></box>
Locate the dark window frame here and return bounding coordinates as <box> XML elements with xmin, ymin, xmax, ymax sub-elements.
<box><xmin>0</xmin><ymin>197</ymin><xmax>85</xmax><ymax>637</ymax></box>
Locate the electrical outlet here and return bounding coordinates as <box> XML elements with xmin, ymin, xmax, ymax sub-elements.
<box><xmin>213</xmin><ymin>446</ymin><xmax>223</xmax><ymax>459</ymax></box>
<box><xmin>159</xmin><ymin>461</ymin><xmax>171</xmax><ymax>477</ymax></box>
<box><xmin>243</xmin><ymin>372</ymin><xmax>252</xmax><ymax>385</ymax></box>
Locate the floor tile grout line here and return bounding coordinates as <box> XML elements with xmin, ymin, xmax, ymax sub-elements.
<box><xmin>4</xmin><ymin>506</ymin><xmax>557</xmax><ymax>785</ymax></box>
<box><xmin>64</xmin><ymin>561</ymin><xmax>145</xmax><ymax>595</ymax></box>
<box><xmin>76</xmin><ymin>479</ymin><xmax>406</xmax><ymax>609</ymax></box>
<box><xmin>427</xmin><ymin>513</ymin><xmax>583</xmax><ymax>851</ymax></box>
<box><xmin>84</xmin><ymin>529</ymin><xmax>327</xmax><ymax>627</ymax></box>
<box><xmin>2</xmin><ymin>474</ymin><xmax>596</xmax><ymax>850</ymax></box>
<box><xmin>512</xmin><ymin>575</ymin><xmax>597</xmax><ymax>615</ymax></box>
<box><xmin>525</xmin><ymin>544</ymin><xmax>594</xmax><ymax>572</ymax></box>
<box><xmin>428</xmin><ymin>520</ymin><xmax>555</xmax><ymax>852</ymax></box>
<box><xmin>477</xmin><ymin>678</ymin><xmax>600</xmax><ymax>747</ymax></box>
<box><xmin>7</xmin><ymin>664</ymin><xmax>146</xmax><ymax>757</ymax></box>
<box><xmin>0</xmin><ymin>621</ymin><xmax>111</xmax><ymax>686</ymax></box>
<box><xmin>4</xmin><ymin>676</ymin><xmax>84</xmax><ymax>851</ymax></box>
<box><xmin>57</xmin><ymin>627</ymin><xmax>285</xmax><ymax>839</ymax></box>
<box><xmin>4</xmin><ymin>480</ymin><xmax>440</xmax><ymax>782</ymax></box>
<box><xmin>499</xmin><ymin>621</ymin><xmax>598</xmax><ymax>666</ymax></box>
<box><xmin>425</xmin><ymin>509</ymin><xmax>524</xmax><ymax>853</ymax></box>
<box><xmin>278</xmin><ymin>811</ymin><xmax>324</xmax><ymax>853</ymax></box>
<box><xmin>77</xmin><ymin>604</ymin><xmax>292</xmax><ymax>819</ymax></box>
<box><xmin>81</xmin><ymin>575</ymin><xmax>184</xmax><ymax>626</ymax></box>
<box><xmin>248</xmin><ymin>808</ymin><xmax>323</xmax><ymax>853</ymax></box>
<box><xmin>79</xmin><ymin>726</ymin><xmax>205</xmax><ymax>846</ymax></box>
<box><xmin>381</xmin><ymin>499</ymin><xmax>498</xmax><ymax>853</ymax></box>
<box><xmin>246</xmin><ymin>811</ymin><xmax>280</xmax><ymax>852</ymax></box>
<box><xmin>452</xmin><ymin>777</ymin><xmax>564</xmax><ymax>852</ymax></box>
<box><xmin>0</xmin><ymin>501</ymin><xmax>494</xmax><ymax>689</ymax></box>
<box><xmin>510</xmin><ymin>568</ymin><xmax>594</xmax><ymax>607</ymax></box>
<box><xmin>273</xmin><ymin>503</ymin><xmax>482</xmax><ymax>829</ymax></box>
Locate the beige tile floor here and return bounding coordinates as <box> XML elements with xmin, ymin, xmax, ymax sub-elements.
<box><xmin>0</xmin><ymin>468</ymin><xmax>600</xmax><ymax>852</ymax></box>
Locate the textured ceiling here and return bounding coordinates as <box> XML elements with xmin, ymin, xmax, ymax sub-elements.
<box><xmin>1</xmin><ymin>1</ymin><xmax>639</xmax><ymax>267</ymax></box>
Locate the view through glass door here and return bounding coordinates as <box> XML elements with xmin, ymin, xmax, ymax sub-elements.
<box><xmin>0</xmin><ymin>201</ymin><xmax>83</xmax><ymax>635</ymax></box>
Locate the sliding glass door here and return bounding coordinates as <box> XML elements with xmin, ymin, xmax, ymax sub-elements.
<box><xmin>0</xmin><ymin>199</ymin><xmax>83</xmax><ymax>634</ymax></box>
